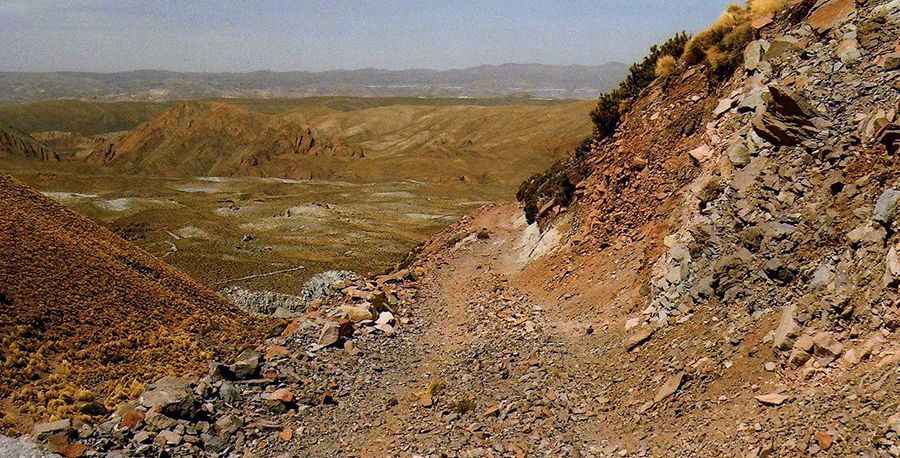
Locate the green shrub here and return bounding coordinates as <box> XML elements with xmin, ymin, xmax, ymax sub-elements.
<box><xmin>590</xmin><ymin>32</ymin><xmax>689</xmax><ymax>138</ymax></box>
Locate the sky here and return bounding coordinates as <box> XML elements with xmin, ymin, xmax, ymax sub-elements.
<box><xmin>0</xmin><ymin>0</ymin><xmax>734</xmax><ymax>73</ymax></box>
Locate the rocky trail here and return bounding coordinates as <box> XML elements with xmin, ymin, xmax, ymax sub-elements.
<box><xmin>5</xmin><ymin>0</ymin><xmax>900</xmax><ymax>456</ymax></box>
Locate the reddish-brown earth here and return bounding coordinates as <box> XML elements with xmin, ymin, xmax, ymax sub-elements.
<box><xmin>0</xmin><ymin>175</ymin><xmax>269</xmax><ymax>432</ymax></box>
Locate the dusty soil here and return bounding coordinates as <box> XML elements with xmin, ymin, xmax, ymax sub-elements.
<box><xmin>0</xmin><ymin>175</ymin><xmax>269</xmax><ymax>432</ymax></box>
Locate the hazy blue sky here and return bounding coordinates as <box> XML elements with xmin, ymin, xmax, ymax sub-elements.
<box><xmin>1</xmin><ymin>0</ymin><xmax>733</xmax><ymax>73</ymax></box>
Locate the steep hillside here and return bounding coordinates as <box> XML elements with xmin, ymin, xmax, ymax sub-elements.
<box><xmin>0</xmin><ymin>124</ymin><xmax>58</xmax><ymax>161</ymax></box>
<box><xmin>0</xmin><ymin>175</ymin><xmax>268</xmax><ymax>433</ymax></box>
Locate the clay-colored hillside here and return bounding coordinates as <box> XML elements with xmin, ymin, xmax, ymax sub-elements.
<box><xmin>0</xmin><ymin>175</ymin><xmax>267</xmax><ymax>430</ymax></box>
<box><xmin>89</xmin><ymin>99</ymin><xmax>594</xmax><ymax>185</ymax></box>
<box><xmin>90</xmin><ymin>102</ymin><xmax>361</xmax><ymax>179</ymax></box>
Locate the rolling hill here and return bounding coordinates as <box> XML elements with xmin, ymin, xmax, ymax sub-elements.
<box><xmin>82</xmin><ymin>99</ymin><xmax>595</xmax><ymax>184</ymax></box>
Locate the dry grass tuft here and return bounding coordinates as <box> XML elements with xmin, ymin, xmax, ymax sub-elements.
<box><xmin>750</xmin><ymin>0</ymin><xmax>790</xmax><ymax>18</ymax></box>
<box><xmin>655</xmin><ymin>55</ymin><xmax>677</xmax><ymax>78</ymax></box>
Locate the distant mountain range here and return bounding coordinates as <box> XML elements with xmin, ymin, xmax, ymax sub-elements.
<box><xmin>0</xmin><ymin>63</ymin><xmax>627</xmax><ymax>102</ymax></box>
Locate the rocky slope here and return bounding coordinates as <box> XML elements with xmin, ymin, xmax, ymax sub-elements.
<box><xmin>0</xmin><ymin>124</ymin><xmax>58</xmax><ymax>162</ymax></box>
<box><xmin>5</xmin><ymin>1</ymin><xmax>900</xmax><ymax>457</ymax></box>
<box><xmin>0</xmin><ymin>175</ymin><xmax>269</xmax><ymax>435</ymax></box>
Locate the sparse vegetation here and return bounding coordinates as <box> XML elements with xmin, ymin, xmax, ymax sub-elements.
<box><xmin>655</xmin><ymin>55</ymin><xmax>678</xmax><ymax>79</ymax></box>
<box><xmin>683</xmin><ymin>0</ymin><xmax>791</xmax><ymax>79</ymax></box>
<box><xmin>590</xmin><ymin>32</ymin><xmax>689</xmax><ymax>138</ymax></box>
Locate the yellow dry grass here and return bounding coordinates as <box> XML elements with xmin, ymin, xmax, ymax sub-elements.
<box><xmin>655</xmin><ymin>55</ymin><xmax>677</xmax><ymax>78</ymax></box>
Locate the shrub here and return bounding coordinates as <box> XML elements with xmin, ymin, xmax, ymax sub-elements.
<box><xmin>655</xmin><ymin>55</ymin><xmax>677</xmax><ymax>78</ymax></box>
<box><xmin>683</xmin><ymin>0</ymin><xmax>790</xmax><ymax>79</ymax></box>
<box><xmin>590</xmin><ymin>32</ymin><xmax>689</xmax><ymax>138</ymax></box>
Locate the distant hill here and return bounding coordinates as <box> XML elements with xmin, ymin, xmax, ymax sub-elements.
<box><xmin>91</xmin><ymin>102</ymin><xmax>361</xmax><ymax>178</ymax></box>
<box><xmin>0</xmin><ymin>123</ymin><xmax>58</xmax><ymax>161</ymax></box>
<box><xmin>0</xmin><ymin>63</ymin><xmax>627</xmax><ymax>103</ymax></box>
<box><xmin>82</xmin><ymin>99</ymin><xmax>595</xmax><ymax>184</ymax></box>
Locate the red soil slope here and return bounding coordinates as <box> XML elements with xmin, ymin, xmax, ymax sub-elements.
<box><xmin>0</xmin><ymin>174</ymin><xmax>267</xmax><ymax>430</ymax></box>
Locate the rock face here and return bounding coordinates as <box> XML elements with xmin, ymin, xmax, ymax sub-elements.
<box><xmin>807</xmin><ymin>0</ymin><xmax>856</xmax><ymax>32</ymax></box>
<box><xmin>0</xmin><ymin>124</ymin><xmax>60</xmax><ymax>161</ymax></box>
<box><xmin>751</xmin><ymin>86</ymin><xmax>821</xmax><ymax>146</ymax></box>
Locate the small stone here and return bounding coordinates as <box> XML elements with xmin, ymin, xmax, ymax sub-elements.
<box><xmin>836</xmin><ymin>39</ymin><xmax>861</xmax><ymax>64</ymax></box>
<box><xmin>773</xmin><ymin>303</ymin><xmax>799</xmax><ymax>350</ymax></box>
<box><xmin>814</xmin><ymin>431</ymin><xmax>833</xmax><ymax>450</ymax></box>
<box><xmin>653</xmin><ymin>372</ymin><xmax>684</xmax><ymax>403</ymax></box>
<box><xmin>883</xmin><ymin>52</ymin><xmax>900</xmax><ymax>71</ymax></box>
<box><xmin>338</xmin><ymin>305</ymin><xmax>374</xmax><ymax>322</ymax></box>
<box><xmin>133</xmin><ymin>431</ymin><xmax>152</xmax><ymax>444</ymax></box>
<box><xmin>754</xmin><ymin>392</ymin><xmax>789</xmax><ymax>406</ymax></box>
<box><xmin>688</xmin><ymin>144</ymin><xmax>713</xmax><ymax>164</ymax></box>
<box><xmin>764</xmin><ymin>362</ymin><xmax>777</xmax><ymax>372</ymax></box>
<box><xmin>812</xmin><ymin>332</ymin><xmax>843</xmax><ymax>366</ymax></box>
<box><xmin>268</xmin><ymin>388</ymin><xmax>294</xmax><ymax>403</ymax></box>
<box><xmin>215</xmin><ymin>415</ymin><xmax>243</xmax><ymax>436</ymax></box>
<box><xmin>155</xmin><ymin>430</ymin><xmax>182</xmax><ymax>446</ymax></box>
<box><xmin>623</xmin><ymin>326</ymin><xmax>655</xmax><ymax>351</ymax></box>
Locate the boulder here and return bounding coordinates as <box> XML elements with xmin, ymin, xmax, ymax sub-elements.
<box><xmin>33</xmin><ymin>419</ymin><xmax>71</xmax><ymax>440</ymax></box>
<box><xmin>727</xmin><ymin>143</ymin><xmax>751</xmax><ymax>167</ymax></box>
<box><xmin>139</xmin><ymin>376</ymin><xmax>199</xmax><ymax>419</ymax></box>
<box><xmin>812</xmin><ymin>332</ymin><xmax>844</xmax><ymax>366</ymax></box>
<box><xmin>653</xmin><ymin>372</ymin><xmax>684</xmax><ymax>403</ymax></box>
<box><xmin>219</xmin><ymin>382</ymin><xmax>240</xmax><ymax>404</ymax></box>
<box><xmin>836</xmin><ymin>39</ymin><xmax>861</xmax><ymax>64</ymax></box>
<box><xmin>807</xmin><ymin>0</ymin><xmax>855</xmax><ymax>32</ymax></box>
<box><xmin>874</xmin><ymin>189</ymin><xmax>900</xmax><ymax>225</ymax></box>
<box><xmin>773</xmin><ymin>303</ymin><xmax>800</xmax><ymax>351</ymax></box>
<box><xmin>752</xmin><ymin>87</ymin><xmax>821</xmax><ymax>146</ymax></box>
<box><xmin>230</xmin><ymin>349</ymin><xmax>261</xmax><ymax>379</ymax></box>
<box><xmin>764</xmin><ymin>36</ymin><xmax>800</xmax><ymax>61</ymax></box>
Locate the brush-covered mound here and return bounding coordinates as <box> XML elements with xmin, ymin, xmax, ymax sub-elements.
<box><xmin>0</xmin><ymin>175</ymin><xmax>268</xmax><ymax>432</ymax></box>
